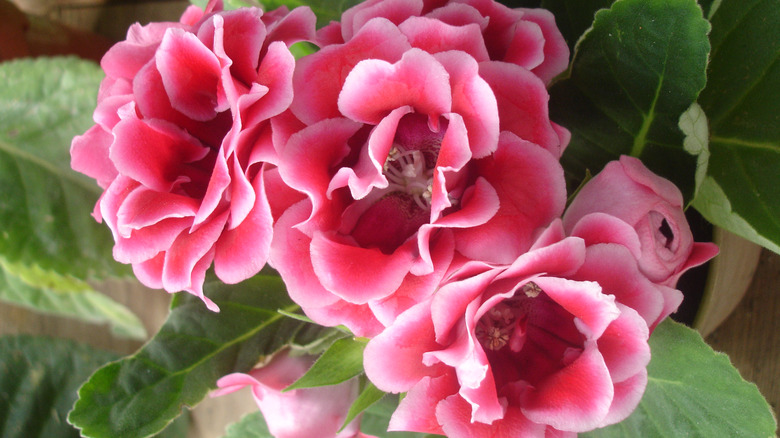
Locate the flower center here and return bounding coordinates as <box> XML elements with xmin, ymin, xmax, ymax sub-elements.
<box><xmin>475</xmin><ymin>282</ymin><xmax>542</xmax><ymax>352</ymax></box>
<box><xmin>383</xmin><ymin>145</ymin><xmax>435</xmax><ymax>210</ymax></box>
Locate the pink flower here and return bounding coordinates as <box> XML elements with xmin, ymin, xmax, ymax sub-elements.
<box><xmin>70</xmin><ymin>0</ymin><xmax>316</xmax><ymax>308</ymax></box>
<box><xmin>363</xmin><ymin>222</ymin><xmax>651</xmax><ymax>436</ymax></box>
<box><xmin>213</xmin><ymin>349</ymin><xmax>375</xmax><ymax>438</ymax></box>
<box><xmin>562</xmin><ymin>156</ymin><xmax>719</xmax><ymax>288</ymax></box>
<box><xmin>270</xmin><ymin>10</ymin><xmax>568</xmax><ymax>336</ymax></box>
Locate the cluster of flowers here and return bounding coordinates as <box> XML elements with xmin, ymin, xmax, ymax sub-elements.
<box><xmin>71</xmin><ymin>0</ymin><xmax>718</xmax><ymax>436</ymax></box>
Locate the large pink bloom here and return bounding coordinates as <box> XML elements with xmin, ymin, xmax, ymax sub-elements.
<box><xmin>562</xmin><ymin>156</ymin><xmax>719</xmax><ymax>288</ymax></box>
<box><xmin>70</xmin><ymin>0</ymin><xmax>316</xmax><ymax>308</ymax></box>
<box><xmin>270</xmin><ymin>10</ymin><xmax>568</xmax><ymax>336</ymax></box>
<box><xmin>364</xmin><ymin>222</ymin><xmax>651</xmax><ymax>436</ymax></box>
<box><xmin>212</xmin><ymin>349</ymin><xmax>375</xmax><ymax>438</ymax></box>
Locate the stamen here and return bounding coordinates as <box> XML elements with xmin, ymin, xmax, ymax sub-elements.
<box><xmin>383</xmin><ymin>144</ymin><xmax>435</xmax><ymax>210</ymax></box>
<box><xmin>522</xmin><ymin>281</ymin><xmax>542</xmax><ymax>298</ymax></box>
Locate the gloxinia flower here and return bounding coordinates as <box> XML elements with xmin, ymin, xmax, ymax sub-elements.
<box><xmin>270</xmin><ymin>11</ymin><xmax>568</xmax><ymax>336</ymax></box>
<box><xmin>363</xmin><ymin>222</ymin><xmax>651</xmax><ymax>436</ymax></box>
<box><xmin>212</xmin><ymin>350</ymin><xmax>375</xmax><ymax>438</ymax></box>
<box><xmin>70</xmin><ymin>0</ymin><xmax>316</xmax><ymax>309</ymax></box>
<box><xmin>562</xmin><ymin>156</ymin><xmax>719</xmax><ymax>288</ymax></box>
<box><xmin>334</xmin><ymin>0</ymin><xmax>570</xmax><ymax>85</ymax></box>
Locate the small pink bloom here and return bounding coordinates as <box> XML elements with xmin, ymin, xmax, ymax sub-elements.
<box><xmin>364</xmin><ymin>222</ymin><xmax>651</xmax><ymax>436</ymax></box>
<box><xmin>70</xmin><ymin>1</ymin><xmax>316</xmax><ymax>308</ymax></box>
<box><xmin>213</xmin><ymin>350</ymin><xmax>374</xmax><ymax>438</ymax></box>
<box><xmin>270</xmin><ymin>13</ymin><xmax>568</xmax><ymax>336</ymax></box>
<box><xmin>562</xmin><ymin>156</ymin><xmax>719</xmax><ymax>287</ymax></box>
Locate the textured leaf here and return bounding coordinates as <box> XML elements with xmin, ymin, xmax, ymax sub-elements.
<box><xmin>0</xmin><ymin>335</ymin><xmax>117</xmax><ymax>438</ymax></box>
<box><xmin>285</xmin><ymin>336</ymin><xmax>366</xmax><ymax>390</ymax></box>
<box><xmin>0</xmin><ymin>57</ymin><xmax>126</xmax><ymax>280</ymax></box>
<box><xmin>549</xmin><ymin>0</ymin><xmax>711</xmax><ymax>200</ymax></box>
<box><xmin>584</xmin><ymin>319</ymin><xmax>777</xmax><ymax>437</ymax></box>
<box><xmin>68</xmin><ymin>275</ymin><xmax>322</xmax><ymax>438</ymax></box>
<box><xmin>222</xmin><ymin>411</ymin><xmax>271</xmax><ymax>438</ymax></box>
<box><xmin>0</xmin><ymin>259</ymin><xmax>145</xmax><ymax>339</ymax></box>
<box><xmin>692</xmin><ymin>0</ymin><xmax>780</xmax><ymax>254</ymax></box>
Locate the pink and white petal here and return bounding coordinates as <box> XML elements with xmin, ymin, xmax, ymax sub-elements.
<box><xmin>213</xmin><ymin>172</ymin><xmax>272</xmax><ymax>284</ymax></box>
<box><xmin>291</xmin><ymin>18</ymin><xmax>411</xmax><ymax>124</ymax></box>
<box><xmin>369</xmin><ymin>230</ymin><xmax>454</xmax><ymax>327</ymax></box>
<box><xmin>430</xmin><ymin>267</ymin><xmax>496</xmax><ymax>344</ymax></box>
<box><xmin>568</xmin><ymin>212</ymin><xmax>643</xmax><ymax>260</ymax></box>
<box><xmin>132</xmin><ymin>252</ymin><xmax>166</xmax><ymax>290</ymax></box>
<box><xmin>309</xmin><ymin>232</ymin><xmax>415</xmax><ymax>303</ymax></box>
<box><xmin>116</xmin><ymin>188</ymin><xmax>199</xmax><ymax>233</ymax></box>
<box><xmin>70</xmin><ymin>126</ymin><xmax>117</xmax><ymax>188</ymax></box>
<box><xmin>262</xmin><ymin>5</ymin><xmax>317</xmax><ymax>47</ymax></box>
<box><xmin>599</xmin><ymin>369</ymin><xmax>648</xmax><ymax>427</ymax></box>
<box><xmin>109</xmin><ymin>117</ymin><xmax>210</xmax><ymax>192</ymax></box>
<box><xmin>303</xmin><ymin>299</ymin><xmax>383</xmax><ymax>338</ymax></box>
<box><xmin>399</xmin><ymin>17</ymin><xmax>489</xmax><ymax>61</ymax></box>
<box><xmin>598</xmin><ymin>304</ymin><xmax>650</xmax><ymax>383</ymax></box>
<box><xmin>278</xmin><ymin>118</ymin><xmax>361</xmax><ymax>215</ymax></box>
<box><xmin>338</xmin><ymin>49</ymin><xmax>451</xmax><ymax>125</ymax></box>
<box><xmin>520</xmin><ymin>342</ymin><xmax>613</xmax><ymax>432</ymax></box>
<box><xmin>437</xmin><ymin>394</ymin><xmax>546</xmax><ymax>438</ymax></box>
<box><xmin>226</xmin><ymin>153</ymin><xmax>256</xmax><ymax>229</ymax></box>
<box><xmin>663</xmin><ymin>241</ymin><xmax>719</xmax><ymax>287</ymax></box>
<box><xmin>363</xmin><ymin>299</ymin><xmax>441</xmax><ymax>393</ymax></box>
<box><xmin>387</xmin><ymin>373</ymin><xmax>457</xmax><ymax>435</ymax></box>
<box><xmin>503</xmin><ymin>19</ymin><xmax>545</xmax><ymax>71</ymax></box>
<box><xmin>263</xmin><ymin>166</ymin><xmax>306</xmax><ymax>221</ymax></box>
<box><xmin>434</xmin><ymin>51</ymin><xmax>499</xmax><ymax>159</ymax></box>
<box><xmin>498</xmin><ymin>236</ymin><xmax>585</xmax><ymax>284</ymax></box>
<box><xmin>205</xmin><ymin>8</ymin><xmax>266</xmax><ymax>87</ymax></box>
<box><xmin>161</xmin><ymin>210</ymin><xmax>228</xmax><ymax>292</ymax></box>
<box><xmin>193</xmin><ymin>148</ymin><xmax>231</xmax><ymax>227</ymax></box>
<box><xmin>533</xmin><ymin>276</ymin><xmax>619</xmax><ymax>340</ymax></box>
<box><xmin>156</xmin><ymin>28</ymin><xmax>222</xmax><ymax>121</ymax></box>
<box><xmin>434</xmin><ymin>176</ymin><xmax>499</xmax><ymax>230</ymax></box>
<box><xmin>329</xmin><ymin>106</ymin><xmax>411</xmax><ymax>200</ymax></box>
<box><xmin>516</xmin><ymin>8</ymin><xmax>570</xmax><ymax>84</ymax></box>
<box><xmin>241</xmin><ymin>41</ymin><xmax>296</xmax><ymax>124</ymax></box>
<box><xmin>113</xmin><ymin>217</ymin><xmax>193</xmax><ymax>264</ymax></box>
<box><xmin>574</xmin><ymin>244</ymin><xmax>667</xmax><ymax>329</ymax></box>
<box><xmin>269</xmin><ymin>200</ymin><xmax>340</xmax><ymax>308</ymax></box>
<box><xmin>341</xmin><ymin>0</ymin><xmax>423</xmax><ymax>41</ymax></box>
<box><xmin>528</xmin><ymin>219</ymin><xmax>567</xmax><ymax>251</ymax></box>
<box><xmin>453</xmin><ymin>133</ymin><xmax>566</xmax><ymax>264</ymax></box>
<box><xmin>479</xmin><ymin>61</ymin><xmax>564</xmax><ymax>157</ymax></box>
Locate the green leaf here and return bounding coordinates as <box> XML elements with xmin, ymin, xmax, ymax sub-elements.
<box><xmin>68</xmin><ymin>275</ymin><xmax>326</xmax><ymax>438</ymax></box>
<box><xmin>0</xmin><ymin>259</ymin><xmax>146</xmax><ymax>339</ymax></box>
<box><xmin>222</xmin><ymin>411</ymin><xmax>271</xmax><ymax>438</ymax></box>
<box><xmin>285</xmin><ymin>337</ymin><xmax>366</xmax><ymax>390</ymax></box>
<box><xmin>583</xmin><ymin>319</ymin><xmax>777</xmax><ymax>437</ymax></box>
<box><xmin>550</xmin><ymin>0</ymin><xmax>711</xmax><ymax>200</ymax></box>
<box><xmin>692</xmin><ymin>0</ymin><xmax>780</xmax><ymax>254</ymax></box>
<box><xmin>340</xmin><ymin>380</ymin><xmax>386</xmax><ymax>432</ymax></box>
<box><xmin>0</xmin><ymin>57</ymin><xmax>127</xmax><ymax>280</ymax></box>
<box><xmin>0</xmin><ymin>335</ymin><xmax>118</xmax><ymax>438</ymax></box>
